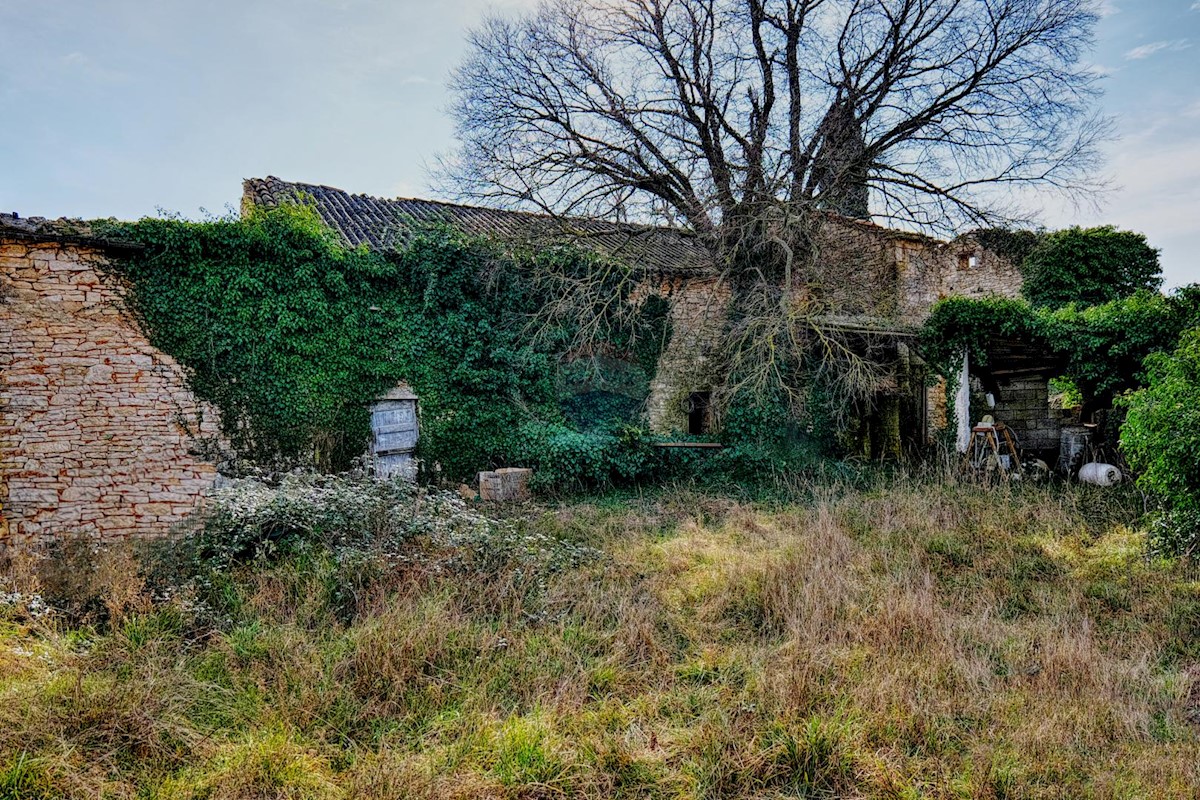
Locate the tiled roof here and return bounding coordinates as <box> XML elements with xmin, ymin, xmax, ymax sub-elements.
<box><xmin>243</xmin><ymin>176</ymin><xmax>715</xmax><ymax>275</ymax></box>
<box><xmin>0</xmin><ymin>213</ymin><xmax>141</xmax><ymax>252</ymax></box>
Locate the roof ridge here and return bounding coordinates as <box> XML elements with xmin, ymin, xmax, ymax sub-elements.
<box><xmin>246</xmin><ymin>176</ymin><xmax>959</xmax><ymax>247</ymax></box>
<box><xmin>242</xmin><ymin>176</ymin><xmax>715</xmax><ymax>275</ymax></box>
<box><xmin>248</xmin><ymin>176</ymin><xmax>701</xmax><ymax>239</ymax></box>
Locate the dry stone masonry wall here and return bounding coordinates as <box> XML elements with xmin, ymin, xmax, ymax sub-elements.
<box><xmin>896</xmin><ymin>233</ymin><xmax>1024</xmax><ymax>323</ymax></box>
<box><xmin>644</xmin><ymin>218</ymin><xmax>1027</xmax><ymax>435</ymax></box>
<box><xmin>990</xmin><ymin>376</ymin><xmax>1060</xmax><ymax>454</ymax></box>
<box><xmin>646</xmin><ymin>276</ymin><xmax>731</xmax><ymax>432</ymax></box>
<box><xmin>0</xmin><ymin>237</ymin><xmax>221</xmax><ymax>547</ymax></box>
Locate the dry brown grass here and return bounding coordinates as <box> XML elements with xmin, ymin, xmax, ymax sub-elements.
<box><xmin>2</xmin><ymin>479</ymin><xmax>1199</xmax><ymax>798</ymax></box>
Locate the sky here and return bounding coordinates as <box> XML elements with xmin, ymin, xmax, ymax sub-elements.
<box><xmin>1</xmin><ymin>0</ymin><xmax>1198</xmax><ymax>286</ymax></box>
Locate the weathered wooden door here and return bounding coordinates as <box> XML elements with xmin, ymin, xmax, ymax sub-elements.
<box><xmin>370</xmin><ymin>386</ymin><xmax>418</xmax><ymax>479</ymax></box>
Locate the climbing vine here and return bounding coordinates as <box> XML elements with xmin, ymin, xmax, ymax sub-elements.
<box><xmin>920</xmin><ymin>288</ymin><xmax>1200</xmax><ymax>408</ymax></box>
<box><xmin>97</xmin><ymin>205</ymin><xmax>407</xmax><ymax>470</ymax></box>
<box><xmin>96</xmin><ymin>204</ymin><xmax>672</xmax><ymax>488</ymax></box>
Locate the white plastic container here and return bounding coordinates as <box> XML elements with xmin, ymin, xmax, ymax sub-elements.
<box><xmin>1078</xmin><ymin>462</ymin><xmax>1122</xmax><ymax>487</ymax></box>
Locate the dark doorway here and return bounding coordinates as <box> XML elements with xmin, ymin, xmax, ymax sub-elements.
<box><xmin>687</xmin><ymin>391</ymin><xmax>712</xmax><ymax>435</ymax></box>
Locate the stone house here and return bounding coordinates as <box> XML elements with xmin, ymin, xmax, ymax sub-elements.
<box><xmin>0</xmin><ymin>214</ymin><xmax>221</xmax><ymax>548</ymax></box>
<box><xmin>245</xmin><ymin>177</ymin><xmax>1041</xmax><ymax>453</ymax></box>
<box><xmin>0</xmin><ymin>178</ymin><xmax>1048</xmax><ymax>547</ymax></box>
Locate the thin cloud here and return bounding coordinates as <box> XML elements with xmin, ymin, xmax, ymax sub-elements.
<box><xmin>59</xmin><ymin>51</ymin><xmax>129</xmax><ymax>83</ymax></box>
<box><xmin>1125</xmin><ymin>40</ymin><xmax>1191</xmax><ymax>60</ymax></box>
<box><xmin>1084</xmin><ymin>62</ymin><xmax>1120</xmax><ymax>77</ymax></box>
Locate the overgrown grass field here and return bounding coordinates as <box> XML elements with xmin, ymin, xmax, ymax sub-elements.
<box><xmin>2</xmin><ymin>478</ymin><xmax>1199</xmax><ymax>798</ymax></box>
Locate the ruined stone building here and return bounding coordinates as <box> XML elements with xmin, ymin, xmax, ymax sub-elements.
<box><xmin>245</xmin><ymin>177</ymin><xmax>1041</xmax><ymax>454</ymax></box>
<box><xmin>0</xmin><ymin>177</ymin><xmax>1049</xmax><ymax>545</ymax></box>
<box><xmin>0</xmin><ymin>215</ymin><xmax>221</xmax><ymax>548</ymax></box>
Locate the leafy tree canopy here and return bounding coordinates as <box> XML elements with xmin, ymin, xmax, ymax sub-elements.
<box><xmin>1021</xmin><ymin>225</ymin><xmax>1162</xmax><ymax>309</ymax></box>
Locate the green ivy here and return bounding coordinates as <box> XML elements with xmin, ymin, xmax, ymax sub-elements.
<box><xmin>919</xmin><ymin>296</ymin><xmax>1042</xmax><ymax>371</ymax></box>
<box><xmin>920</xmin><ymin>289</ymin><xmax>1200</xmax><ymax>407</ymax></box>
<box><xmin>97</xmin><ymin>205</ymin><xmax>407</xmax><ymax>469</ymax></box>
<box><xmin>95</xmin><ymin>204</ymin><xmax>683</xmax><ymax>491</ymax></box>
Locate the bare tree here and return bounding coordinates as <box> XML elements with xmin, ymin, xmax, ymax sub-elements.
<box><xmin>445</xmin><ymin>0</ymin><xmax>1106</xmax><ymax>236</ymax></box>
<box><xmin>439</xmin><ymin>0</ymin><xmax>1109</xmax><ymax>431</ymax></box>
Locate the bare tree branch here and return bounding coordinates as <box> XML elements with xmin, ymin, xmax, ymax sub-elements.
<box><xmin>436</xmin><ymin>0</ymin><xmax>1110</xmax><ymax>429</ymax></box>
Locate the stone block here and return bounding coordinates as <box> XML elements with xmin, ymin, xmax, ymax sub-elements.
<box><xmin>7</xmin><ymin>487</ymin><xmax>59</xmax><ymax>505</ymax></box>
<box><xmin>61</xmin><ymin>486</ymin><xmax>101</xmax><ymax>502</ymax></box>
<box><xmin>478</xmin><ymin>468</ymin><xmax>533</xmax><ymax>502</ymax></box>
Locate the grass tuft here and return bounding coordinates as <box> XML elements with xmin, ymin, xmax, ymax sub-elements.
<box><xmin>1</xmin><ymin>478</ymin><xmax>1198</xmax><ymax>796</ymax></box>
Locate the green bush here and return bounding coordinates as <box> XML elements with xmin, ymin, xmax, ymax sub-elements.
<box><xmin>1043</xmin><ymin>289</ymin><xmax>1200</xmax><ymax>401</ymax></box>
<box><xmin>1119</xmin><ymin>328</ymin><xmax>1200</xmax><ymax>555</ymax></box>
<box><xmin>146</xmin><ymin>471</ymin><xmax>601</xmax><ymax>624</ymax></box>
<box><xmin>1021</xmin><ymin>225</ymin><xmax>1162</xmax><ymax>309</ymax></box>
<box><xmin>171</xmin><ymin>473</ymin><xmax>452</xmax><ymax>569</ymax></box>
<box><xmin>921</xmin><ymin>288</ymin><xmax>1200</xmax><ymax>408</ymax></box>
<box><xmin>513</xmin><ymin>422</ymin><xmax>666</xmax><ymax>493</ymax></box>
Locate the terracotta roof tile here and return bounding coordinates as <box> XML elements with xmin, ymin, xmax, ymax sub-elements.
<box><xmin>243</xmin><ymin>176</ymin><xmax>715</xmax><ymax>275</ymax></box>
<box><xmin>0</xmin><ymin>213</ymin><xmax>141</xmax><ymax>252</ymax></box>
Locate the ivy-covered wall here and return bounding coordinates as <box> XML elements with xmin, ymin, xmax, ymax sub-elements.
<box><xmin>84</xmin><ymin>204</ymin><xmax>684</xmax><ymax>492</ymax></box>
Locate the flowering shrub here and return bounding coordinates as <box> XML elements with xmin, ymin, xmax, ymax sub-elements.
<box><xmin>180</xmin><ymin>472</ymin><xmax>486</xmax><ymax>568</ymax></box>
<box><xmin>158</xmin><ymin>472</ymin><xmax>600</xmax><ymax>605</ymax></box>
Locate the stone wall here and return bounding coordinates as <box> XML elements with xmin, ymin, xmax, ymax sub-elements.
<box><xmin>804</xmin><ymin>218</ymin><xmax>1023</xmax><ymax>324</ymax></box>
<box><xmin>896</xmin><ymin>232</ymin><xmax>1024</xmax><ymax>323</ymax></box>
<box><xmin>926</xmin><ymin>377</ymin><xmax>950</xmax><ymax>439</ymax></box>
<box><xmin>0</xmin><ymin>237</ymin><xmax>221</xmax><ymax>547</ymax></box>
<box><xmin>990</xmin><ymin>376</ymin><xmax>1060</xmax><ymax>454</ymax></box>
<box><xmin>940</xmin><ymin>233</ymin><xmax>1025</xmax><ymax>304</ymax></box>
<box><xmin>643</xmin><ymin>219</ymin><xmax>1029</xmax><ymax>437</ymax></box>
<box><xmin>646</xmin><ymin>276</ymin><xmax>730</xmax><ymax>432</ymax></box>
<box><xmin>811</xmin><ymin>217</ymin><xmax>901</xmax><ymax>317</ymax></box>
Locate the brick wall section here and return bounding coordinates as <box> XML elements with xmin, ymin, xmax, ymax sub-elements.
<box><xmin>991</xmin><ymin>376</ymin><xmax>1060</xmax><ymax>454</ymax></box>
<box><xmin>0</xmin><ymin>239</ymin><xmax>221</xmax><ymax>547</ymax></box>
